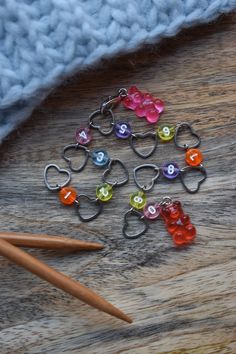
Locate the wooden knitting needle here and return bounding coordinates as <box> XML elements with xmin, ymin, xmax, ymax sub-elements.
<box><xmin>0</xmin><ymin>238</ymin><xmax>132</xmax><ymax>323</ymax></box>
<box><xmin>0</xmin><ymin>232</ymin><xmax>103</xmax><ymax>251</ymax></box>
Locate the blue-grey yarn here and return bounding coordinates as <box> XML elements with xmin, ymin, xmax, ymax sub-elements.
<box><xmin>0</xmin><ymin>0</ymin><xmax>236</xmax><ymax>142</ymax></box>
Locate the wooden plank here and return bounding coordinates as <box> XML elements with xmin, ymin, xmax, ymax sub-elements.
<box><xmin>0</xmin><ymin>14</ymin><xmax>235</xmax><ymax>354</ymax></box>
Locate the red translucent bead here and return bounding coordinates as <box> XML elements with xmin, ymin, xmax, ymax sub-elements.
<box><xmin>154</xmin><ymin>98</ymin><xmax>164</xmax><ymax>113</ymax></box>
<box><xmin>146</xmin><ymin>108</ymin><xmax>160</xmax><ymax>124</ymax></box>
<box><xmin>132</xmin><ymin>92</ymin><xmax>143</xmax><ymax>104</ymax></box>
<box><xmin>172</xmin><ymin>229</ymin><xmax>186</xmax><ymax>246</ymax></box>
<box><xmin>167</xmin><ymin>221</ymin><xmax>178</xmax><ymax>235</ymax></box>
<box><xmin>181</xmin><ymin>214</ymin><xmax>190</xmax><ymax>225</ymax></box>
<box><xmin>135</xmin><ymin>104</ymin><xmax>146</xmax><ymax>118</ymax></box>
<box><xmin>123</xmin><ymin>96</ymin><xmax>137</xmax><ymax>110</ymax></box>
<box><xmin>184</xmin><ymin>224</ymin><xmax>196</xmax><ymax>242</ymax></box>
<box><xmin>128</xmin><ymin>86</ymin><xmax>140</xmax><ymax>95</ymax></box>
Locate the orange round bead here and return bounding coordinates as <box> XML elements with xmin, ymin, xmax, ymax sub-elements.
<box><xmin>59</xmin><ymin>187</ymin><xmax>77</xmax><ymax>205</ymax></box>
<box><xmin>185</xmin><ymin>148</ymin><xmax>203</xmax><ymax>166</ymax></box>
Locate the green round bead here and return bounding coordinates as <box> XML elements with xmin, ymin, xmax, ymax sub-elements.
<box><xmin>130</xmin><ymin>191</ymin><xmax>147</xmax><ymax>210</ymax></box>
<box><xmin>96</xmin><ymin>183</ymin><xmax>113</xmax><ymax>202</ymax></box>
<box><xmin>157</xmin><ymin>124</ymin><xmax>175</xmax><ymax>142</ymax></box>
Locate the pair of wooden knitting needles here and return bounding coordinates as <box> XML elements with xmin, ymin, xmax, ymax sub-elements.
<box><xmin>0</xmin><ymin>232</ymin><xmax>132</xmax><ymax>324</ymax></box>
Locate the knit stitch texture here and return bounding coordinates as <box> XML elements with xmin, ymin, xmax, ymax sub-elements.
<box><xmin>0</xmin><ymin>0</ymin><xmax>236</xmax><ymax>142</ymax></box>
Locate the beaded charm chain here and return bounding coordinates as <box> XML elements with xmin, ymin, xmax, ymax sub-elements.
<box><xmin>44</xmin><ymin>156</ymin><xmax>129</xmax><ymax>222</ymax></box>
<box><xmin>123</xmin><ymin>196</ymin><xmax>196</xmax><ymax>246</ymax></box>
<box><xmin>63</xmin><ymin>86</ymin><xmax>165</xmax><ymax>161</ymax></box>
<box><xmin>43</xmin><ymin>85</ymin><xmax>208</xmax><ymax>247</ymax></box>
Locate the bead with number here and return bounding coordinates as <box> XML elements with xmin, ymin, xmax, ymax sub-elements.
<box><xmin>92</xmin><ymin>149</ymin><xmax>110</xmax><ymax>167</ymax></box>
<box><xmin>157</xmin><ymin>124</ymin><xmax>175</xmax><ymax>142</ymax></box>
<box><xmin>162</xmin><ymin>162</ymin><xmax>180</xmax><ymax>180</ymax></box>
<box><xmin>59</xmin><ymin>187</ymin><xmax>77</xmax><ymax>206</ymax></box>
<box><xmin>130</xmin><ymin>191</ymin><xmax>147</xmax><ymax>210</ymax></box>
<box><xmin>143</xmin><ymin>202</ymin><xmax>160</xmax><ymax>220</ymax></box>
<box><xmin>75</xmin><ymin>127</ymin><xmax>92</xmax><ymax>145</ymax></box>
<box><xmin>185</xmin><ymin>148</ymin><xmax>203</xmax><ymax>166</ymax></box>
<box><xmin>115</xmin><ymin>122</ymin><xmax>132</xmax><ymax>139</ymax></box>
<box><xmin>96</xmin><ymin>183</ymin><xmax>113</xmax><ymax>202</ymax></box>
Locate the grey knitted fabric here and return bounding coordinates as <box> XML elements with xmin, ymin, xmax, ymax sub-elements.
<box><xmin>0</xmin><ymin>0</ymin><xmax>235</xmax><ymax>142</ymax></box>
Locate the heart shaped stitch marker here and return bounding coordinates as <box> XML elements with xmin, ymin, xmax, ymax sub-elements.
<box><xmin>123</xmin><ymin>209</ymin><xmax>149</xmax><ymax>239</ymax></box>
<box><xmin>179</xmin><ymin>165</ymin><xmax>207</xmax><ymax>194</ymax></box>
<box><xmin>76</xmin><ymin>194</ymin><xmax>103</xmax><ymax>222</ymax></box>
<box><xmin>133</xmin><ymin>164</ymin><xmax>160</xmax><ymax>192</ymax></box>
<box><xmin>89</xmin><ymin>109</ymin><xmax>115</xmax><ymax>136</ymax></box>
<box><xmin>103</xmin><ymin>159</ymin><xmax>129</xmax><ymax>187</ymax></box>
<box><xmin>44</xmin><ymin>164</ymin><xmax>71</xmax><ymax>191</ymax></box>
<box><xmin>174</xmin><ymin>122</ymin><xmax>201</xmax><ymax>150</ymax></box>
<box><xmin>130</xmin><ymin>132</ymin><xmax>158</xmax><ymax>158</ymax></box>
<box><xmin>62</xmin><ymin>144</ymin><xmax>89</xmax><ymax>173</ymax></box>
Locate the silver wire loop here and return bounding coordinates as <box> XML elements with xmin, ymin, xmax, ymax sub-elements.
<box><xmin>129</xmin><ymin>132</ymin><xmax>158</xmax><ymax>159</ymax></box>
<box><xmin>133</xmin><ymin>164</ymin><xmax>160</xmax><ymax>192</ymax></box>
<box><xmin>89</xmin><ymin>108</ymin><xmax>115</xmax><ymax>136</ymax></box>
<box><xmin>44</xmin><ymin>164</ymin><xmax>71</xmax><ymax>191</ymax></box>
<box><xmin>102</xmin><ymin>159</ymin><xmax>129</xmax><ymax>187</ymax></box>
<box><xmin>100</xmin><ymin>88</ymin><xmax>128</xmax><ymax>114</ymax></box>
<box><xmin>62</xmin><ymin>144</ymin><xmax>90</xmax><ymax>173</ymax></box>
<box><xmin>179</xmin><ymin>164</ymin><xmax>207</xmax><ymax>193</ymax></box>
<box><xmin>123</xmin><ymin>208</ymin><xmax>149</xmax><ymax>239</ymax></box>
<box><xmin>75</xmin><ymin>194</ymin><xmax>103</xmax><ymax>222</ymax></box>
<box><xmin>174</xmin><ymin>122</ymin><xmax>201</xmax><ymax>150</ymax></box>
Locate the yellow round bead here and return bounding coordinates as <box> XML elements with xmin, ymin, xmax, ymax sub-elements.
<box><xmin>130</xmin><ymin>191</ymin><xmax>147</xmax><ymax>210</ymax></box>
<box><xmin>157</xmin><ymin>124</ymin><xmax>175</xmax><ymax>142</ymax></box>
<box><xmin>96</xmin><ymin>183</ymin><xmax>113</xmax><ymax>202</ymax></box>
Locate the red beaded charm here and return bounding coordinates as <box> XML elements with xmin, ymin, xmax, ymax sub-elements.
<box><xmin>122</xmin><ymin>86</ymin><xmax>164</xmax><ymax>124</ymax></box>
<box><xmin>161</xmin><ymin>200</ymin><xmax>196</xmax><ymax>246</ymax></box>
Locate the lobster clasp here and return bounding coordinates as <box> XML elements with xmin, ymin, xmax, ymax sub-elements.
<box><xmin>100</xmin><ymin>88</ymin><xmax>127</xmax><ymax>114</ymax></box>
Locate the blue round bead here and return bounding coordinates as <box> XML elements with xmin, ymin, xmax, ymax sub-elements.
<box><xmin>91</xmin><ymin>149</ymin><xmax>110</xmax><ymax>167</ymax></box>
<box><xmin>162</xmin><ymin>162</ymin><xmax>180</xmax><ymax>180</ymax></box>
<box><xmin>115</xmin><ymin>122</ymin><xmax>132</xmax><ymax>139</ymax></box>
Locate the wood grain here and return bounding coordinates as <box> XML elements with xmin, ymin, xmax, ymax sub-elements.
<box><xmin>0</xmin><ymin>13</ymin><xmax>236</xmax><ymax>354</ymax></box>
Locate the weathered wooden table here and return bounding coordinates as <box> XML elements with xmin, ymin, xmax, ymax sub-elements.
<box><xmin>0</xmin><ymin>14</ymin><xmax>235</xmax><ymax>354</ymax></box>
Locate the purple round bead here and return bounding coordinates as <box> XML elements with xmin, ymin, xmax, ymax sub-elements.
<box><xmin>162</xmin><ymin>162</ymin><xmax>180</xmax><ymax>180</ymax></box>
<box><xmin>115</xmin><ymin>122</ymin><xmax>132</xmax><ymax>139</ymax></box>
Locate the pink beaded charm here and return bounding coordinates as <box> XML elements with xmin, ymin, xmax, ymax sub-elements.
<box><xmin>122</xmin><ymin>86</ymin><xmax>164</xmax><ymax>124</ymax></box>
<box><xmin>75</xmin><ymin>127</ymin><xmax>92</xmax><ymax>145</ymax></box>
<box><xmin>143</xmin><ymin>202</ymin><xmax>160</xmax><ymax>220</ymax></box>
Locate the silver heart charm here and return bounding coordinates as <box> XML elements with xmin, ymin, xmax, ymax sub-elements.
<box><xmin>89</xmin><ymin>109</ymin><xmax>115</xmax><ymax>136</ymax></box>
<box><xmin>180</xmin><ymin>165</ymin><xmax>207</xmax><ymax>193</ymax></box>
<box><xmin>62</xmin><ymin>144</ymin><xmax>89</xmax><ymax>172</ymax></box>
<box><xmin>130</xmin><ymin>132</ymin><xmax>158</xmax><ymax>158</ymax></box>
<box><xmin>102</xmin><ymin>159</ymin><xmax>129</xmax><ymax>187</ymax></box>
<box><xmin>76</xmin><ymin>194</ymin><xmax>103</xmax><ymax>222</ymax></box>
<box><xmin>174</xmin><ymin>122</ymin><xmax>201</xmax><ymax>150</ymax></box>
<box><xmin>44</xmin><ymin>164</ymin><xmax>71</xmax><ymax>191</ymax></box>
<box><xmin>123</xmin><ymin>209</ymin><xmax>149</xmax><ymax>239</ymax></box>
<box><xmin>133</xmin><ymin>164</ymin><xmax>160</xmax><ymax>192</ymax></box>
